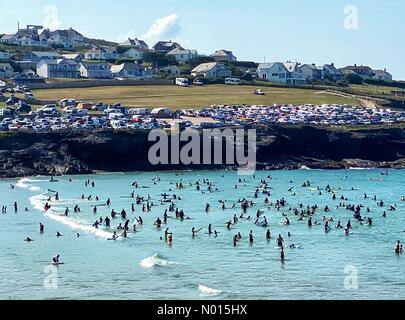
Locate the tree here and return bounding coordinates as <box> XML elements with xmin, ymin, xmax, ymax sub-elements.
<box><xmin>345</xmin><ymin>73</ymin><xmax>363</xmax><ymax>85</ymax></box>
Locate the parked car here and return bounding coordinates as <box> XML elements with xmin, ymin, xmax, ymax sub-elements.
<box><xmin>6</xmin><ymin>96</ymin><xmax>19</xmax><ymax>105</ymax></box>
<box><xmin>193</xmin><ymin>79</ymin><xmax>204</xmax><ymax>86</ymax></box>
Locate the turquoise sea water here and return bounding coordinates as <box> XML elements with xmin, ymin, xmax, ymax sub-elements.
<box><xmin>0</xmin><ymin>169</ymin><xmax>404</xmax><ymax>300</ymax></box>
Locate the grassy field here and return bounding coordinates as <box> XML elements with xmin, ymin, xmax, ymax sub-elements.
<box><xmin>31</xmin><ymin>84</ymin><xmax>359</xmax><ymax>109</ymax></box>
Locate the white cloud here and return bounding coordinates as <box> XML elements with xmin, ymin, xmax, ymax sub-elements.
<box><xmin>141</xmin><ymin>14</ymin><xmax>181</xmax><ymax>44</ymax></box>
<box><xmin>43</xmin><ymin>5</ymin><xmax>61</xmax><ymax>30</ymax></box>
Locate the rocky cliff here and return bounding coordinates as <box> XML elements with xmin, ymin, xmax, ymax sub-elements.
<box><xmin>0</xmin><ymin>126</ymin><xmax>404</xmax><ymax>178</ymax></box>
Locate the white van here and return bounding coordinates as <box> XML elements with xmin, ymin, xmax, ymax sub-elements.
<box><xmin>176</xmin><ymin>78</ymin><xmax>189</xmax><ymax>87</ymax></box>
<box><xmin>225</xmin><ymin>77</ymin><xmax>241</xmax><ymax>85</ymax></box>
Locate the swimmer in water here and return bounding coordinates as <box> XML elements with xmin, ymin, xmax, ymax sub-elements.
<box><xmin>395</xmin><ymin>240</ymin><xmax>403</xmax><ymax>255</ymax></box>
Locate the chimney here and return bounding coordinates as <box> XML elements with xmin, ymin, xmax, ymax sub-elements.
<box><xmin>331</xmin><ymin>63</ymin><xmax>334</xmax><ymax>67</ymax></box>
<box><xmin>384</xmin><ymin>68</ymin><xmax>387</xmax><ymax>72</ymax></box>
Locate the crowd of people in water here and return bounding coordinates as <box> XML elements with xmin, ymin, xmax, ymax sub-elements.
<box><xmin>3</xmin><ymin>172</ymin><xmax>405</xmax><ymax>265</ymax></box>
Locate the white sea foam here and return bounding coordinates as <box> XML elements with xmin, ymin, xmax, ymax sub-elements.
<box><xmin>198</xmin><ymin>284</ymin><xmax>222</xmax><ymax>296</ymax></box>
<box><xmin>299</xmin><ymin>166</ymin><xmax>312</xmax><ymax>170</ymax></box>
<box><xmin>29</xmin><ymin>193</ymin><xmax>112</xmax><ymax>239</ymax></box>
<box><xmin>140</xmin><ymin>254</ymin><xmax>176</xmax><ymax>268</ymax></box>
<box><xmin>16</xmin><ymin>178</ymin><xmax>42</xmax><ymax>192</ymax></box>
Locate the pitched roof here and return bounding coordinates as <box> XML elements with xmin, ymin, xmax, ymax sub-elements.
<box><xmin>110</xmin><ymin>62</ymin><xmax>143</xmax><ymax>73</ymax></box>
<box><xmin>32</xmin><ymin>51</ymin><xmax>61</xmax><ymax>58</ymax></box>
<box><xmin>210</xmin><ymin>49</ymin><xmax>234</xmax><ymax>57</ymax></box>
<box><xmin>192</xmin><ymin>62</ymin><xmax>222</xmax><ymax>73</ymax></box>
<box><xmin>120</xmin><ymin>38</ymin><xmax>148</xmax><ymax>48</ymax></box>
<box><xmin>167</xmin><ymin>47</ymin><xmax>197</xmax><ymax>55</ymax></box>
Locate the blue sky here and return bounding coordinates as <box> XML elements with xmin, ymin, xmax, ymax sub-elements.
<box><xmin>1</xmin><ymin>0</ymin><xmax>404</xmax><ymax>79</ymax></box>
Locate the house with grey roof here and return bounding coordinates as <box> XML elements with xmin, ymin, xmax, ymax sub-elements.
<box><xmin>0</xmin><ymin>34</ymin><xmax>18</xmax><ymax>45</ymax></box>
<box><xmin>26</xmin><ymin>51</ymin><xmax>62</xmax><ymax>62</ymax></box>
<box><xmin>341</xmin><ymin>64</ymin><xmax>374</xmax><ymax>80</ymax></box>
<box><xmin>166</xmin><ymin>48</ymin><xmax>198</xmax><ymax>62</ymax></box>
<box><xmin>0</xmin><ymin>63</ymin><xmax>15</xmax><ymax>79</ymax></box>
<box><xmin>373</xmin><ymin>69</ymin><xmax>392</xmax><ymax>81</ymax></box>
<box><xmin>210</xmin><ymin>49</ymin><xmax>237</xmax><ymax>62</ymax></box>
<box><xmin>322</xmin><ymin>63</ymin><xmax>344</xmax><ymax>81</ymax></box>
<box><xmin>37</xmin><ymin>59</ymin><xmax>81</xmax><ymax>78</ymax></box>
<box><xmin>62</xmin><ymin>53</ymin><xmax>83</xmax><ymax>62</ymax></box>
<box><xmin>121</xmin><ymin>48</ymin><xmax>145</xmax><ymax>61</ymax></box>
<box><xmin>110</xmin><ymin>62</ymin><xmax>145</xmax><ymax>79</ymax></box>
<box><xmin>119</xmin><ymin>38</ymin><xmax>149</xmax><ymax>49</ymax></box>
<box><xmin>85</xmin><ymin>47</ymin><xmax>119</xmax><ymax>60</ymax></box>
<box><xmin>191</xmin><ymin>62</ymin><xmax>231</xmax><ymax>79</ymax></box>
<box><xmin>299</xmin><ymin>64</ymin><xmax>323</xmax><ymax>82</ymax></box>
<box><xmin>80</xmin><ymin>61</ymin><xmax>111</xmax><ymax>79</ymax></box>
<box><xmin>41</xmin><ymin>27</ymin><xmax>83</xmax><ymax>48</ymax></box>
<box><xmin>152</xmin><ymin>41</ymin><xmax>182</xmax><ymax>52</ymax></box>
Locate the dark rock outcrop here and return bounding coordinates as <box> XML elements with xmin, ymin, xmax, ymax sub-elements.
<box><xmin>0</xmin><ymin>126</ymin><xmax>404</xmax><ymax>178</ymax></box>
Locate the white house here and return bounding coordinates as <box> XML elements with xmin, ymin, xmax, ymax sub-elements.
<box><xmin>0</xmin><ymin>34</ymin><xmax>17</xmax><ymax>45</ymax></box>
<box><xmin>299</xmin><ymin>64</ymin><xmax>323</xmax><ymax>82</ymax></box>
<box><xmin>191</xmin><ymin>62</ymin><xmax>231</xmax><ymax>79</ymax></box>
<box><xmin>0</xmin><ymin>51</ymin><xmax>11</xmax><ymax>60</ymax></box>
<box><xmin>322</xmin><ymin>63</ymin><xmax>344</xmax><ymax>81</ymax></box>
<box><xmin>0</xmin><ymin>63</ymin><xmax>14</xmax><ymax>79</ymax></box>
<box><xmin>110</xmin><ymin>62</ymin><xmax>144</xmax><ymax>79</ymax></box>
<box><xmin>37</xmin><ymin>59</ymin><xmax>81</xmax><ymax>78</ymax></box>
<box><xmin>257</xmin><ymin>62</ymin><xmax>305</xmax><ymax>85</ymax></box>
<box><xmin>121</xmin><ymin>48</ymin><xmax>145</xmax><ymax>61</ymax></box>
<box><xmin>161</xmin><ymin>65</ymin><xmax>181</xmax><ymax>76</ymax></box>
<box><xmin>80</xmin><ymin>61</ymin><xmax>111</xmax><ymax>78</ymax></box>
<box><xmin>210</xmin><ymin>49</ymin><xmax>237</xmax><ymax>62</ymax></box>
<box><xmin>85</xmin><ymin>47</ymin><xmax>119</xmax><ymax>60</ymax></box>
<box><xmin>166</xmin><ymin>48</ymin><xmax>198</xmax><ymax>62</ymax></box>
<box><xmin>373</xmin><ymin>69</ymin><xmax>392</xmax><ymax>81</ymax></box>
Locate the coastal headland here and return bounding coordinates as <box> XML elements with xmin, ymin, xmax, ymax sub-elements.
<box><xmin>1</xmin><ymin>125</ymin><xmax>404</xmax><ymax>178</ymax></box>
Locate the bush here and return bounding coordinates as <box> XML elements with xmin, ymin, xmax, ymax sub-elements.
<box><xmin>345</xmin><ymin>73</ymin><xmax>363</xmax><ymax>85</ymax></box>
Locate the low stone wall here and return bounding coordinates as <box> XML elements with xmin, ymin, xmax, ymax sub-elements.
<box><xmin>29</xmin><ymin>79</ymin><xmax>174</xmax><ymax>90</ymax></box>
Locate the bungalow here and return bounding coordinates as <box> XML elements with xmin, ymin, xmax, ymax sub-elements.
<box><xmin>119</xmin><ymin>38</ymin><xmax>149</xmax><ymax>49</ymax></box>
<box><xmin>257</xmin><ymin>62</ymin><xmax>305</xmax><ymax>85</ymax></box>
<box><xmin>27</xmin><ymin>51</ymin><xmax>61</xmax><ymax>61</ymax></box>
<box><xmin>80</xmin><ymin>61</ymin><xmax>111</xmax><ymax>79</ymax></box>
<box><xmin>110</xmin><ymin>62</ymin><xmax>144</xmax><ymax>79</ymax></box>
<box><xmin>322</xmin><ymin>63</ymin><xmax>344</xmax><ymax>81</ymax></box>
<box><xmin>36</xmin><ymin>59</ymin><xmax>81</xmax><ymax>78</ymax></box>
<box><xmin>299</xmin><ymin>64</ymin><xmax>323</xmax><ymax>82</ymax></box>
<box><xmin>0</xmin><ymin>51</ymin><xmax>11</xmax><ymax>60</ymax></box>
<box><xmin>0</xmin><ymin>34</ymin><xmax>17</xmax><ymax>45</ymax></box>
<box><xmin>85</xmin><ymin>47</ymin><xmax>119</xmax><ymax>60</ymax></box>
<box><xmin>152</xmin><ymin>41</ymin><xmax>182</xmax><ymax>52</ymax></box>
<box><xmin>341</xmin><ymin>65</ymin><xmax>374</xmax><ymax>80</ymax></box>
<box><xmin>0</xmin><ymin>63</ymin><xmax>14</xmax><ymax>79</ymax></box>
<box><xmin>166</xmin><ymin>48</ymin><xmax>198</xmax><ymax>62</ymax></box>
<box><xmin>62</xmin><ymin>53</ymin><xmax>83</xmax><ymax>62</ymax></box>
<box><xmin>373</xmin><ymin>69</ymin><xmax>392</xmax><ymax>81</ymax></box>
<box><xmin>161</xmin><ymin>65</ymin><xmax>181</xmax><ymax>76</ymax></box>
<box><xmin>121</xmin><ymin>48</ymin><xmax>145</xmax><ymax>61</ymax></box>
<box><xmin>210</xmin><ymin>49</ymin><xmax>237</xmax><ymax>62</ymax></box>
<box><xmin>191</xmin><ymin>62</ymin><xmax>231</xmax><ymax>79</ymax></box>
